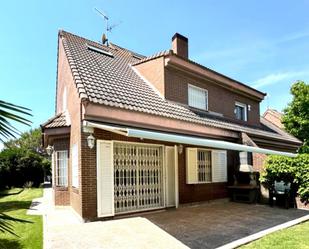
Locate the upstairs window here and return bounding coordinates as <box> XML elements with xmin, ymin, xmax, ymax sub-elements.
<box><xmin>188</xmin><ymin>84</ymin><xmax>208</xmax><ymax>110</ymax></box>
<box><xmin>235</xmin><ymin>102</ymin><xmax>247</xmax><ymax>121</ymax></box>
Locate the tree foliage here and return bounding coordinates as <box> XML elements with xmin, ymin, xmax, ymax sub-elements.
<box><xmin>0</xmin><ymin>147</ymin><xmax>50</xmax><ymax>189</ymax></box>
<box><xmin>260</xmin><ymin>154</ymin><xmax>309</xmax><ymax>204</ymax></box>
<box><xmin>282</xmin><ymin>81</ymin><xmax>309</xmax><ymax>153</ymax></box>
<box><xmin>4</xmin><ymin>128</ymin><xmax>43</xmax><ymax>154</ymax></box>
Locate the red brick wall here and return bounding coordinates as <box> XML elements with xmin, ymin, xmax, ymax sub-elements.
<box><xmin>253</xmin><ymin>153</ymin><xmax>267</xmax><ymax>172</ymax></box>
<box><xmin>55</xmin><ymin>37</ymin><xmax>83</xmax><ymax>215</ymax></box>
<box><xmin>165</xmin><ymin>68</ymin><xmax>261</xmax><ymax>126</ymax></box>
<box><xmin>80</xmin><ymin>129</ymin><xmax>237</xmax><ymax>220</ymax></box>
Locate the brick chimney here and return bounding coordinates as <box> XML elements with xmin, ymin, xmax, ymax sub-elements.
<box><xmin>172</xmin><ymin>33</ymin><xmax>188</xmax><ymax>59</ymax></box>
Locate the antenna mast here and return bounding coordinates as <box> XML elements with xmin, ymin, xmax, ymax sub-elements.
<box><xmin>94</xmin><ymin>8</ymin><xmax>121</xmax><ymax>45</ymax></box>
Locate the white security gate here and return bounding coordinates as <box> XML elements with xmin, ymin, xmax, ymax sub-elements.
<box><xmin>113</xmin><ymin>142</ymin><xmax>164</xmax><ymax>214</ymax></box>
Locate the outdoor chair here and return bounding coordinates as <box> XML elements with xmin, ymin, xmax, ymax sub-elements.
<box><xmin>269</xmin><ymin>181</ymin><xmax>291</xmax><ymax>209</ymax></box>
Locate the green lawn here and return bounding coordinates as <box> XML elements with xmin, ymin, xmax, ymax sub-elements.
<box><xmin>241</xmin><ymin>221</ymin><xmax>309</xmax><ymax>249</ymax></box>
<box><xmin>0</xmin><ymin>188</ymin><xmax>43</xmax><ymax>249</ymax></box>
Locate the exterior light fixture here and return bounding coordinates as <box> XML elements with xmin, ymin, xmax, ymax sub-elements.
<box><xmin>87</xmin><ymin>134</ymin><xmax>95</xmax><ymax>149</ymax></box>
<box><xmin>46</xmin><ymin>145</ymin><xmax>54</xmax><ymax>156</ymax></box>
<box><xmin>178</xmin><ymin>144</ymin><xmax>183</xmax><ymax>154</ymax></box>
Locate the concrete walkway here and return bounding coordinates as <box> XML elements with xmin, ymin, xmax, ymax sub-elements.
<box><xmin>31</xmin><ymin>187</ymin><xmax>188</xmax><ymax>249</ymax></box>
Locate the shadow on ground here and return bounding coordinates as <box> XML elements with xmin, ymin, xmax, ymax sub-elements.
<box><xmin>0</xmin><ymin>201</ymin><xmax>32</xmax><ymax>212</ymax></box>
<box><xmin>0</xmin><ymin>189</ymin><xmax>24</xmax><ymax>197</ymax></box>
<box><xmin>0</xmin><ymin>239</ymin><xmax>22</xmax><ymax>249</ymax></box>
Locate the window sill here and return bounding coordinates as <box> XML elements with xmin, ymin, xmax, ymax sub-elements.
<box><xmin>54</xmin><ymin>186</ymin><xmax>69</xmax><ymax>191</ymax></box>
<box><xmin>72</xmin><ymin>187</ymin><xmax>79</xmax><ymax>194</ymax></box>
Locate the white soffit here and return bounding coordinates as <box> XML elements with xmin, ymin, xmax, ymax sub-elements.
<box><xmin>84</xmin><ymin>121</ymin><xmax>297</xmax><ymax>157</ymax></box>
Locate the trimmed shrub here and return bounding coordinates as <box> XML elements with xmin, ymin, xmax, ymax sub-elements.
<box><xmin>260</xmin><ymin>154</ymin><xmax>309</xmax><ymax>204</ymax></box>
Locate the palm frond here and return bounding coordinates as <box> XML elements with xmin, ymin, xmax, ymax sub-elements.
<box><xmin>0</xmin><ymin>213</ymin><xmax>32</xmax><ymax>236</ymax></box>
<box><xmin>0</xmin><ymin>100</ymin><xmax>32</xmax><ymax>141</ymax></box>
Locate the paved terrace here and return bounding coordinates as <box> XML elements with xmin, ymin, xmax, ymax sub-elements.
<box><xmin>29</xmin><ymin>188</ymin><xmax>309</xmax><ymax>249</ymax></box>
<box><xmin>142</xmin><ymin>200</ymin><xmax>309</xmax><ymax>249</ymax></box>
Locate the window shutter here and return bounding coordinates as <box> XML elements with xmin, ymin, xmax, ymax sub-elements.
<box><xmin>71</xmin><ymin>144</ymin><xmax>79</xmax><ymax>188</ymax></box>
<box><xmin>239</xmin><ymin>151</ymin><xmax>248</xmax><ymax>165</ymax></box>
<box><xmin>97</xmin><ymin>140</ymin><xmax>114</xmax><ymax>217</ymax></box>
<box><xmin>165</xmin><ymin>146</ymin><xmax>176</xmax><ymax>207</ymax></box>
<box><xmin>186</xmin><ymin>148</ymin><xmax>198</xmax><ymax>184</ymax></box>
<box><xmin>211</xmin><ymin>150</ymin><xmax>227</xmax><ymax>183</ymax></box>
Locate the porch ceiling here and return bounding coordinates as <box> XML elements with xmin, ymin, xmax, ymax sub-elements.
<box><xmin>83</xmin><ymin>121</ymin><xmax>297</xmax><ymax>157</ymax></box>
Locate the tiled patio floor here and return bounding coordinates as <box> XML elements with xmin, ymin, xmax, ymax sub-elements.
<box><xmin>142</xmin><ymin>199</ymin><xmax>309</xmax><ymax>249</ymax></box>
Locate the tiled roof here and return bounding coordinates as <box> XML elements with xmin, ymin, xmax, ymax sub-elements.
<box><xmin>42</xmin><ymin>112</ymin><xmax>70</xmax><ymax>128</ymax></box>
<box><xmin>58</xmin><ymin>30</ymin><xmax>300</xmax><ymax>144</ymax></box>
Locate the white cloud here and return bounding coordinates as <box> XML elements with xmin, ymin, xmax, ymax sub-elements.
<box><xmin>252</xmin><ymin>70</ymin><xmax>309</xmax><ymax>89</ymax></box>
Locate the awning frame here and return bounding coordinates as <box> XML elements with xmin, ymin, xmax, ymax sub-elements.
<box><xmin>84</xmin><ymin>121</ymin><xmax>297</xmax><ymax>157</ymax></box>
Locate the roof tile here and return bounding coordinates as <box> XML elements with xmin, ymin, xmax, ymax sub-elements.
<box><xmin>57</xmin><ymin>30</ymin><xmax>300</xmax><ymax>144</ymax></box>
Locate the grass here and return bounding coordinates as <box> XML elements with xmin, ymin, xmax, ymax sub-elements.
<box><xmin>0</xmin><ymin>188</ymin><xmax>43</xmax><ymax>249</ymax></box>
<box><xmin>241</xmin><ymin>221</ymin><xmax>309</xmax><ymax>249</ymax></box>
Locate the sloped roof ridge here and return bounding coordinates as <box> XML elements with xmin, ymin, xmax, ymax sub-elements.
<box><xmin>60</xmin><ymin>31</ymin><xmax>88</xmax><ymax>100</ymax></box>
<box><xmin>132</xmin><ymin>50</ymin><xmax>172</xmax><ymax>66</ymax></box>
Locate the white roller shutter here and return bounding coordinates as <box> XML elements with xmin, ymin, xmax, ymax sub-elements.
<box><xmin>97</xmin><ymin>140</ymin><xmax>114</xmax><ymax>217</ymax></box>
<box><xmin>186</xmin><ymin>148</ymin><xmax>198</xmax><ymax>184</ymax></box>
<box><xmin>212</xmin><ymin>150</ymin><xmax>227</xmax><ymax>183</ymax></box>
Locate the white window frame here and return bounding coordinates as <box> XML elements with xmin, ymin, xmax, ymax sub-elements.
<box><xmin>235</xmin><ymin>102</ymin><xmax>247</xmax><ymax>121</ymax></box>
<box><xmin>186</xmin><ymin>148</ymin><xmax>227</xmax><ymax>184</ymax></box>
<box><xmin>55</xmin><ymin>150</ymin><xmax>68</xmax><ymax>187</ymax></box>
<box><xmin>188</xmin><ymin>84</ymin><xmax>208</xmax><ymax>111</ymax></box>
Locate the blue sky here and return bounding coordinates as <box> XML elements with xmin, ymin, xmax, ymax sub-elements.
<box><xmin>0</xmin><ymin>0</ymin><xmax>309</xmax><ymax>146</ymax></box>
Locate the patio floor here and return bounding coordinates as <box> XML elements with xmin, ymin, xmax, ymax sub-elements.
<box><xmin>37</xmin><ymin>187</ymin><xmax>309</xmax><ymax>249</ymax></box>
<box><xmin>142</xmin><ymin>199</ymin><xmax>309</xmax><ymax>249</ymax></box>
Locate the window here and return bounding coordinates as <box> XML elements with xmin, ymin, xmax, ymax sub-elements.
<box><xmin>87</xmin><ymin>43</ymin><xmax>114</xmax><ymax>57</ymax></box>
<box><xmin>197</xmin><ymin>150</ymin><xmax>212</xmax><ymax>182</ymax></box>
<box><xmin>186</xmin><ymin>148</ymin><xmax>227</xmax><ymax>184</ymax></box>
<box><xmin>188</xmin><ymin>84</ymin><xmax>208</xmax><ymax>110</ymax></box>
<box><xmin>55</xmin><ymin>150</ymin><xmax>68</xmax><ymax>187</ymax></box>
<box><xmin>235</xmin><ymin>102</ymin><xmax>247</xmax><ymax>121</ymax></box>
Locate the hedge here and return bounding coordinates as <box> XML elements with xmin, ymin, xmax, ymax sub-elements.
<box><xmin>260</xmin><ymin>154</ymin><xmax>309</xmax><ymax>204</ymax></box>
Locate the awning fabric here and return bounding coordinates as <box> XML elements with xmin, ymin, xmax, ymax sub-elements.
<box><xmin>84</xmin><ymin>121</ymin><xmax>297</xmax><ymax>157</ymax></box>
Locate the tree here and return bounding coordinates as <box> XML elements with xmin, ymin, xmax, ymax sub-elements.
<box><xmin>282</xmin><ymin>81</ymin><xmax>309</xmax><ymax>153</ymax></box>
<box><xmin>4</xmin><ymin>128</ymin><xmax>43</xmax><ymax>154</ymax></box>
<box><xmin>0</xmin><ymin>100</ymin><xmax>32</xmax><ymax>235</ymax></box>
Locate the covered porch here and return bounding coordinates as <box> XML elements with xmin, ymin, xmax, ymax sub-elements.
<box><xmin>85</xmin><ymin>121</ymin><xmax>296</xmax><ymax>218</ymax></box>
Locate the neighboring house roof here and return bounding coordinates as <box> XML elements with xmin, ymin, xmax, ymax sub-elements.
<box><xmin>55</xmin><ymin>30</ymin><xmax>300</xmax><ymax>144</ymax></box>
<box><xmin>263</xmin><ymin>109</ymin><xmax>284</xmax><ymax>129</ymax></box>
<box><xmin>41</xmin><ymin>112</ymin><xmax>70</xmax><ymax>128</ymax></box>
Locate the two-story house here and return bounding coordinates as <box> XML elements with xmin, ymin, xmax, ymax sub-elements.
<box><xmin>41</xmin><ymin>31</ymin><xmax>301</xmax><ymax>221</ymax></box>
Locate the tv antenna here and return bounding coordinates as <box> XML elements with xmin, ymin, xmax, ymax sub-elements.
<box><xmin>94</xmin><ymin>8</ymin><xmax>121</xmax><ymax>45</ymax></box>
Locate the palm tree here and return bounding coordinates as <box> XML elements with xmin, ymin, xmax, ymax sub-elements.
<box><xmin>0</xmin><ymin>100</ymin><xmax>32</xmax><ymax>235</ymax></box>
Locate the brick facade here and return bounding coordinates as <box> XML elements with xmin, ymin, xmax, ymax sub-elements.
<box><xmin>53</xmin><ymin>37</ymin><xmax>83</xmax><ymax>216</ymax></box>
<box><xmin>78</xmin><ymin>128</ymin><xmax>238</xmax><ymax>220</ymax></box>
<box><xmin>165</xmin><ymin>68</ymin><xmax>261</xmax><ymax>126</ymax></box>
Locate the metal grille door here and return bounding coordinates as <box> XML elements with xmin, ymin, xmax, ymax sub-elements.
<box><xmin>113</xmin><ymin>142</ymin><xmax>163</xmax><ymax>214</ymax></box>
